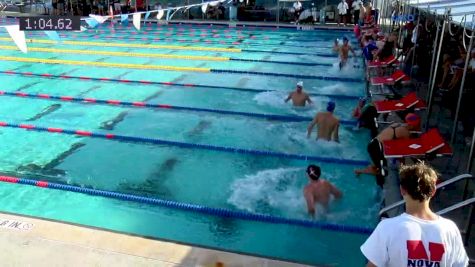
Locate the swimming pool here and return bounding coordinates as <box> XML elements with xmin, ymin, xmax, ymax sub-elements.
<box><xmin>0</xmin><ymin>18</ymin><xmax>377</xmax><ymax>266</ymax></box>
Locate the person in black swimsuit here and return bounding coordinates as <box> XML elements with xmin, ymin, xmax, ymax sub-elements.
<box><xmin>355</xmin><ymin>113</ymin><xmax>421</xmax><ymax>188</ymax></box>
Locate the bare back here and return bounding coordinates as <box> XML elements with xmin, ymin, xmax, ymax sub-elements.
<box><xmin>304</xmin><ymin>179</ymin><xmax>342</xmax><ymax>212</ymax></box>
<box><xmin>340</xmin><ymin>44</ymin><xmax>350</xmax><ymax>61</ymax></box>
<box><xmin>315</xmin><ymin>112</ymin><xmax>339</xmax><ymax>141</ymax></box>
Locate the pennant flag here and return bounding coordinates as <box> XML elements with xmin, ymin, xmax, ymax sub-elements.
<box><xmin>121</xmin><ymin>14</ymin><xmax>129</xmax><ymax>25</ymax></box>
<box><xmin>201</xmin><ymin>3</ymin><xmax>208</xmax><ymax>13</ymax></box>
<box><xmin>44</xmin><ymin>31</ymin><xmax>61</xmax><ymax>42</ymax></box>
<box><xmin>133</xmin><ymin>13</ymin><xmax>141</xmax><ymax>31</ymax></box>
<box><xmin>157</xmin><ymin>10</ymin><xmax>164</xmax><ymax>20</ymax></box>
<box><xmin>85</xmin><ymin>18</ymin><xmax>99</xmax><ymax>28</ymax></box>
<box><xmin>89</xmin><ymin>14</ymin><xmax>108</xmax><ymax>24</ymax></box>
<box><xmin>5</xmin><ymin>25</ymin><xmax>27</xmax><ymax>53</ymax></box>
<box><xmin>74</xmin><ymin>26</ymin><xmax>88</xmax><ymax>32</ymax></box>
<box><xmin>144</xmin><ymin>11</ymin><xmax>151</xmax><ymax>21</ymax></box>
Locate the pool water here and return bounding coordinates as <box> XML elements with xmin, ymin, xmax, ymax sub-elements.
<box><xmin>0</xmin><ymin>19</ymin><xmax>377</xmax><ymax>266</ymax></box>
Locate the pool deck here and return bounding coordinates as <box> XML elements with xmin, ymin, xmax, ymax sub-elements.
<box><xmin>0</xmin><ymin>212</ymin><xmax>311</xmax><ymax>267</ymax></box>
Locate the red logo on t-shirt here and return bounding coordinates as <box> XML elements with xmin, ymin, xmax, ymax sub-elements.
<box><xmin>407</xmin><ymin>240</ymin><xmax>445</xmax><ymax>267</ymax></box>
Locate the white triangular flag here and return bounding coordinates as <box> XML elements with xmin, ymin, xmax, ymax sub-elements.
<box><xmin>157</xmin><ymin>10</ymin><xmax>164</xmax><ymax>20</ymax></box>
<box><xmin>201</xmin><ymin>3</ymin><xmax>208</xmax><ymax>13</ymax></box>
<box><xmin>44</xmin><ymin>31</ymin><xmax>61</xmax><ymax>42</ymax></box>
<box><xmin>89</xmin><ymin>14</ymin><xmax>108</xmax><ymax>24</ymax></box>
<box><xmin>5</xmin><ymin>25</ymin><xmax>27</xmax><ymax>53</ymax></box>
<box><xmin>133</xmin><ymin>13</ymin><xmax>141</xmax><ymax>30</ymax></box>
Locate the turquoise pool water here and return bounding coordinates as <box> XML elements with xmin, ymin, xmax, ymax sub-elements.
<box><xmin>0</xmin><ymin>19</ymin><xmax>377</xmax><ymax>266</ymax></box>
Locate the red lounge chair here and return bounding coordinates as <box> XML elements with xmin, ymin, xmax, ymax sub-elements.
<box><xmin>367</xmin><ymin>55</ymin><xmax>399</xmax><ymax>68</ymax></box>
<box><xmin>370</xmin><ymin>70</ymin><xmax>411</xmax><ymax>86</ymax></box>
<box><xmin>374</xmin><ymin>92</ymin><xmax>427</xmax><ymax>113</ymax></box>
<box><xmin>383</xmin><ymin>129</ymin><xmax>451</xmax><ymax>159</ymax></box>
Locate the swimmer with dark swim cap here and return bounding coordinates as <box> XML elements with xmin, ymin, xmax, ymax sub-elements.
<box><xmin>304</xmin><ymin>164</ymin><xmax>342</xmax><ymax>217</ymax></box>
<box><xmin>339</xmin><ymin>36</ymin><xmax>356</xmax><ymax>70</ymax></box>
<box><xmin>307</xmin><ymin>101</ymin><xmax>340</xmax><ymax>142</ymax></box>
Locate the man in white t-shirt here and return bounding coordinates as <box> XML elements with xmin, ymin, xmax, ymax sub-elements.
<box><xmin>337</xmin><ymin>0</ymin><xmax>349</xmax><ymax>26</ymax></box>
<box><xmin>293</xmin><ymin>0</ymin><xmax>302</xmax><ymax>23</ymax></box>
<box><xmin>361</xmin><ymin>163</ymin><xmax>469</xmax><ymax>267</ymax></box>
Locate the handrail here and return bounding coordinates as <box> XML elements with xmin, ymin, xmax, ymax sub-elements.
<box><xmin>436</xmin><ymin>197</ymin><xmax>475</xmax><ymax>215</ymax></box>
<box><xmin>379</xmin><ymin>174</ymin><xmax>473</xmax><ymax>217</ymax></box>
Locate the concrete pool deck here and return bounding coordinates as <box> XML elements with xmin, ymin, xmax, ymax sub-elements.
<box><xmin>0</xmin><ymin>212</ymin><xmax>311</xmax><ymax>267</ymax></box>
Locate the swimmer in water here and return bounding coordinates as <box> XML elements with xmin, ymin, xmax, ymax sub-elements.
<box><xmin>333</xmin><ymin>39</ymin><xmax>340</xmax><ymax>54</ymax></box>
<box><xmin>285</xmin><ymin>81</ymin><xmax>313</xmax><ymax>107</ymax></box>
<box><xmin>307</xmin><ymin>101</ymin><xmax>340</xmax><ymax>142</ymax></box>
<box><xmin>339</xmin><ymin>37</ymin><xmax>356</xmax><ymax>70</ymax></box>
<box><xmin>303</xmin><ymin>165</ymin><xmax>342</xmax><ymax>218</ymax></box>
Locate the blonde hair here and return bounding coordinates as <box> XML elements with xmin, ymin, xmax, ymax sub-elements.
<box><xmin>399</xmin><ymin>162</ymin><xmax>438</xmax><ymax>202</ymax></box>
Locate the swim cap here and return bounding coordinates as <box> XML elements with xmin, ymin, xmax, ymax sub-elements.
<box><xmin>359</xmin><ymin>97</ymin><xmax>367</xmax><ymax>106</ymax></box>
<box><xmin>405</xmin><ymin>113</ymin><xmax>421</xmax><ymax>128</ymax></box>
<box><xmin>306</xmin><ymin>165</ymin><xmax>321</xmax><ymax>180</ymax></box>
<box><xmin>327</xmin><ymin>101</ymin><xmax>336</xmax><ymax>112</ymax></box>
<box><xmin>343</xmin><ymin>36</ymin><xmax>349</xmax><ymax>42</ymax></box>
<box><xmin>297</xmin><ymin>81</ymin><xmax>303</xmax><ymax>87</ymax></box>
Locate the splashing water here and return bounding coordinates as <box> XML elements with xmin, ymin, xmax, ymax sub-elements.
<box><xmin>228</xmin><ymin>168</ymin><xmax>306</xmax><ymax>218</ymax></box>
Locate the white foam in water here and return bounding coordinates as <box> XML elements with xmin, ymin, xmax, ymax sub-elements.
<box><xmin>228</xmin><ymin>168</ymin><xmax>306</xmax><ymax>218</ymax></box>
<box><xmin>310</xmin><ymin>82</ymin><xmax>352</xmax><ymax>95</ymax></box>
<box><xmin>228</xmin><ymin>167</ymin><xmax>353</xmax><ymax>221</ymax></box>
<box><xmin>253</xmin><ymin>91</ymin><xmax>289</xmax><ymax>109</ymax></box>
<box><xmin>326</xmin><ymin>60</ymin><xmax>362</xmax><ymax>78</ymax></box>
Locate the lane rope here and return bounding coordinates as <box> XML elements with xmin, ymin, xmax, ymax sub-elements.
<box><xmin>0</xmin><ymin>121</ymin><xmax>370</xmax><ymax>166</ymax></box>
<box><xmin>0</xmin><ymin>56</ymin><xmax>361</xmax><ymax>81</ymax></box>
<box><xmin>0</xmin><ymin>43</ymin><xmax>332</xmax><ymax>67</ymax></box>
<box><xmin>0</xmin><ymin>90</ymin><xmax>357</xmax><ymax>125</ymax></box>
<box><xmin>0</xmin><ymin>55</ymin><xmax>210</xmax><ymax>72</ymax></box>
<box><xmin>0</xmin><ymin>37</ymin><xmax>242</xmax><ymax>53</ymax></box>
<box><xmin>0</xmin><ymin>70</ymin><xmax>362</xmax><ymax>100</ymax></box>
<box><xmin>0</xmin><ymin>175</ymin><xmax>373</xmax><ymax>234</ymax></box>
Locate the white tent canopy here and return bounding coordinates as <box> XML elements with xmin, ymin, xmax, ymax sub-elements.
<box><xmin>408</xmin><ymin>0</ymin><xmax>475</xmax><ymax>26</ymax></box>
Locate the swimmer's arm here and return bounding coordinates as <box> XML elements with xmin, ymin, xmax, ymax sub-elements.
<box><xmin>304</xmin><ymin>190</ymin><xmax>315</xmax><ymax>217</ymax></box>
<box><xmin>350</xmin><ymin>46</ymin><xmax>356</xmax><ymax>57</ymax></box>
<box><xmin>307</xmin><ymin>117</ymin><xmax>318</xmax><ymax>138</ymax></box>
<box><xmin>306</xmin><ymin>95</ymin><xmax>313</xmax><ymax>105</ymax></box>
<box><xmin>285</xmin><ymin>93</ymin><xmax>292</xmax><ymax>103</ymax></box>
<box><xmin>330</xmin><ymin>183</ymin><xmax>342</xmax><ymax>199</ymax></box>
<box><xmin>332</xmin><ymin>123</ymin><xmax>340</xmax><ymax>143</ymax></box>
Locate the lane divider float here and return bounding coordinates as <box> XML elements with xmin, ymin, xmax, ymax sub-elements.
<box><xmin>0</xmin><ymin>56</ymin><xmax>361</xmax><ymax>81</ymax></box>
<box><xmin>0</xmin><ymin>175</ymin><xmax>373</xmax><ymax>234</ymax></box>
<box><xmin>0</xmin><ymin>121</ymin><xmax>370</xmax><ymax>166</ymax></box>
<box><xmin>0</xmin><ymin>37</ymin><xmax>241</xmax><ymax>53</ymax></box>
<box><xmin>0</xmin><ymin>44</ymin><xmax>332</xmax><ymax>67</ymax></box>
<box><xmin>0</xmin><ymin>90</ymin><xmax>357</xmax><ymax>125</ymax></box>
<box><xmin>0</xmin><ymin>70</ymin><xmax>362</xmax><ymax>100</ymax></box>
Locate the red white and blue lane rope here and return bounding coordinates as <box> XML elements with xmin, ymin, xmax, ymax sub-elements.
<box><xmin>0</xmin><ymin>70</ymin><xmax>362</xmax><ymax>100</ymax></box>
<box><xmin>0</xmin><ymin>175</ymin><xmax>373</xmax><ymax>235</ymax></box>
<box><xmin>0</xmin><ymin>122</ymin><xmax>369</xmax><ymax>166</ymax></box>
<box><xmin>0</xmin><ymin>91</ymin><xmax>357</xmax><ymax>125</ymax></box>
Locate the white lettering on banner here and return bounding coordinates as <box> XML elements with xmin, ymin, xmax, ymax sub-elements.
<box><xmin>0</xmin><ymin>219</ymin><xmax>34</xmax><ymax>231</ymax></box>
<box><xmin>298</xmin><ymin>25</ymin><xmax>314</xmax><ymax>31</ymax></box>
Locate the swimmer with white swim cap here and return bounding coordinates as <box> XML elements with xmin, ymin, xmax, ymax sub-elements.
<box><xmin>285</xmin><ymin>81</ymin><xmax>313</xmax><ymax>107</ymax></box>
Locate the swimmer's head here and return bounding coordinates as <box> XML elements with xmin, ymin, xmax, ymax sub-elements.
<box><xmin>327</xmin><ymin>101</ymin><xmax>336</xmax><ymax>112</ymax></box>
<box><xmin>405</xmin><ymin>113</ymin><xmax>421</xmax><ymax>130</ymax></box>
<box><xmin>306</xmin><ymin>165</ymin><xmax>321</xmax><ymax>181</ymax></box>
<box><xmin>343</xmin><ymin>37</ymin><xmax>349</xmax><ymax>44</ymax></box>
<box><xmin>296</xmin><ymin>81</ymin><xmax>303</xmax><ymax>91</ymax></box>
<box><xmin>358</xmin><ymin>97</ymin><xmax>367</xmax><ymax>107</ymax></box>
<box><xmin>334</xmin><ymin>39</ymin><xmax>339</xmax><ymax>44</ymax></box>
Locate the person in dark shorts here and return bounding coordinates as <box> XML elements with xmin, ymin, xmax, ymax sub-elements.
<box><xmin>355</xmin><ymin>113</ymin><xmax>421</xmax><ymax>188</ymax></box>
